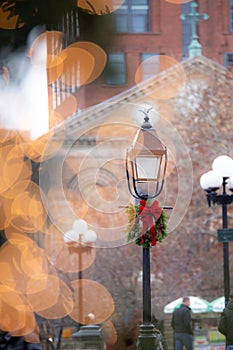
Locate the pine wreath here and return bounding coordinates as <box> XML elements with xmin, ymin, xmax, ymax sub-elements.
<box><xmin>126</xmin><ymin>199</ymin><xmax>168</xmax><ymax>248</ymax></box>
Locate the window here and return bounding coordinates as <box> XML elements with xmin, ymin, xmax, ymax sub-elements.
<box><xmin>105</xmin><ymin>53</ymin><xmax>126</xmax><ymax>85</ymax></box>
<box><xmin>141</xmin><ymin>53</ymin><xmax>160</xmax><ymax>81</ymax></box>
<box><xmin>114</xmin><ymin>0</ymin><xmax>149</xmax><ymax>33</ymax></box>
<box><xmin>181</xmin><ymin>2</ymin><xmax>192</xmax><ymax>59</ymax></box>
<box><xmin>224</xmin><ymin>53</ymin><xmax>233</xmax><ymax>66</ymax></box>
<box><xmin>230</xmin><ymin>0</ymin><xmax>233</xmax><ymax>32</ymax></box>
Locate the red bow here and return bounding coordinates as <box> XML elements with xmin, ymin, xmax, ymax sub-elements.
<box><xmin>138</xmin><ymin>200</ymin><xmax>162</xmax><ymax>246</ymax></box>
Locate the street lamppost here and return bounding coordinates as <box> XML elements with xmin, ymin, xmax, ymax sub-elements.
<box><xmin>64</xmin><ymin>219</ymin><xmax>97</xmax><ymax>324</ymax></box>
<box><xmin>125</xmin><ymin>109</ymin><xmax>168</xmax><ymax>350</ymax></box>
<box><xmin>64</xmin><ymin>220</ymin><xmax>104</xmax><ymax>349</ymax></box>
<box><xmin>200</xmin><ymin>155</ymin><xmax>233</xmax><ymax>306</ymax></box>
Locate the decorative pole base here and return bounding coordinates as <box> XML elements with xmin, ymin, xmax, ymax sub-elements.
<box><xmin>136</xmin><ymin>324</ymin><xmax>160</xmax><ymax>350</ymax></box>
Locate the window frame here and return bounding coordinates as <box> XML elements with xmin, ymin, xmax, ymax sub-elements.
<box><xmin>104</xmin><ymin>52</ymin><xmax>126</xmax><ymax>86</ymax></box>
<box><xmin>114</xmin><ymin>0</ymin><xmax>150</xmax><ymax>33</ymax></box>
<box><xmin>230</xmin><ymin>0</ymin><xmax>233</xmax><ymax>32</ymax></box>
<box><xmin>224</xmin><ymin>52</ymin><xmax>233</xmax><ymax>66</ymax></box>
<box><xmin>141</xmin><ymin>53</ymin><xmax>160</xmax><ymax>81</ymax></box>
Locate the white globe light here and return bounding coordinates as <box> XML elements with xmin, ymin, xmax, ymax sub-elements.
<box><xmin>64</xmin><ymin>229</ymin><xmax>79</xmax><ymax>243</ymax></box>
<box><xmin>72</xmin><ymin>219</ymin><xmax>88</xmax><ymax>234</ymax></box>
<box><xmin>212</xmin><ymin>155</ymin><xmax>233</xmax><ymax>178</ymax></box>
<box><xmin>82</xmin><ymin>230</ymin><xmax>97</xmax><ymax>243</ymax></box>
<box><xmin>200</xmin><ymin>170</ymin><xmax>222</xmax><ymax>190</ymax></box>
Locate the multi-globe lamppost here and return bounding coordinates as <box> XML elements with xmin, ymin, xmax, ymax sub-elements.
<box><xmin>125</xmin><ymin>109</ymin><xmax>168</xmax><ymax>350</ymax></box>
<box><xmin>64</xmin><ymin>220</ymin><xmax>104</xmax><ymax>349</ymax></box>
<box><xmin>200</xmin><ymin>155</ymin><xmax>233</xmax><ymax>306</ymax></box>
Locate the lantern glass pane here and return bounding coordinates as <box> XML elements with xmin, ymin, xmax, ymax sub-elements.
<box><xmin>135</xmin><ymin>156</ymin><xmax>160</xmax><ymax>180</ymax></box>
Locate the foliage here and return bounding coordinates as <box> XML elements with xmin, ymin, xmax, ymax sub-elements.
<box><xmin>126</xmin><ymin>199</ymin><xmax>168</xmax><ymax>248</ymax></box>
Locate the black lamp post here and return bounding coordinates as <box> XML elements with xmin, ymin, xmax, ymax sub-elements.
<box><xmin>125</xmin><ymin>108</ymin><xmax>167</xmax><ymax>350</ymax></box>
<box><xmin>200</xmin><ymin>155</ymin><xmax>233</xmax><ymax>307</ymax></box>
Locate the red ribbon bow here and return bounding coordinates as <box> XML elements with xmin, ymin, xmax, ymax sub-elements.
<box><xmin>138</xmin><ymin>200</ymin><xmax>162</xmax><ymax>246</ymax></box>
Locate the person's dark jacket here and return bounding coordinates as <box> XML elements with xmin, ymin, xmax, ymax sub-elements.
<box><xmin>0</xmin><ymin>333</ymin><xmax>41</xmax><ymax>349</ymax></box>
<box><xmin>218</xmin><ymin>299</ymin><xmax>233</xmax><ymax>345</ymax></box>
<box><xmin>171</xmin><ymin>304</ymin><xmax>193</xmax><ymax>335</ymax></box>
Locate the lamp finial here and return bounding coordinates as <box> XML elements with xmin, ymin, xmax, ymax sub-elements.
<box><xmin>139</xmin><ymin>107</ymin><xmax>153</xmax><ymax>129</ymax></box>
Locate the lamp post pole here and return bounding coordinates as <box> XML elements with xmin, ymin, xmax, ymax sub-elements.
<box><xmin>125</xmin><ymin>109</ymin><xmax>168</xmax><ymax>350</ymax></box>
<box><xmin>200</xmin><ymin>155</ymin><xmax>233</xmax><ymax>307</ymax></box>
<box><xmin>222</xmin><ymin>178</ymin><xmax>230</xmax><ymax>306</ymax></box>
<box><xmin>142</xmin><ymin>246</ymin><xmax>151</xmax><ymax>324</ymax></box>
<box><xmin>79</xmin><ymin>234</ymin><xmax>83</xmax><ymax>326</ymax></box>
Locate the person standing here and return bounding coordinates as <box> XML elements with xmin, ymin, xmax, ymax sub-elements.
<box><xmin>218</xmin><ymin>298</ymin><xmax>233</xmax><ymax>349</ymax></box>
<box><xmin>171</xmin><ymin>296</ymin><xmax>193</xmax><ymax>350</ymax></box>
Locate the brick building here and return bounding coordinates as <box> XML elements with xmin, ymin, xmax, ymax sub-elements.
<box><xmin>78</xmin><ymin>0</ymin><xmax>233</xmax><ymax>109</ymax></box>
<box><xmin>1</xmin><ymin>1</ymin><xmax>233</xmax><ymax>118</ymax></box>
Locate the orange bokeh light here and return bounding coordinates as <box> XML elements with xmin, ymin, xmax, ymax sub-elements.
<box><xmin>0</xmin><ymin>144</ymin><xmax>25</xmax><ymax>194</ymax></box>
<box><xmin>23</xmin><ymin>324</ymin><xmax>41</xmax><ymax>344</ymax></box>
<box><xmin>26</xmin><ymin>275</ymin><xmax>60</xmax><ymax>312</ymax></box>
<box><xmin>45</xmin><ymin>188</ymin><xmax>77</xmax><ymax>229</ymax></box>
<box><xmin>69</xmin><ymin>42</ymin><xmax>107</xmax><ymax>84</ymax></box>
<box><xmin>135</xmin><ymin>55</ymin><xmax>186</xmax><ymax>99</ymax></box>
<box><xmin>58</xmin><ymin>47</ymin><xmax>95</xmax><ymax>88</ymax></box>
<box><xmin>29</xmin><ymin>31</ymin><xmax>63</xmax><ymax>66</ymax></box>
<box><xmin>20</xmin><ymin>243</ymin><xmax>48</xmax><ymax>280</ymax></box>
<box><xmin>1</xmin><ymin>179</ymin><xmax>32</xmax><ymax>202</ymax></box>
<box><xmin>54</xmin><ymin>238</ymin><xmax>96</xmax><ymax>272</ymax></box>
<box><xmin>65</xmin><ymin>151</ymin><xmax>99</xmax><ymax>177</ymax></box>
<box><xmin>0</xmin><ymin>284</ymin><xmax>32</xmax><ymax>333</ymax></box>
<box><xmin>10</xmin><ymin>183</ymin><xmax>47</xmax><ymax>233</ymax></box>
<box><xmin>63</xmin><ymin>189</ymin><xmax>88</xmax><ymax>220</ymax></box>
<box><xmin>51</xmin><ymin>93</ymin><xmax>78</xmax><ymax>120</ymax></box>
<box><xmin>0</xmin><ymin>8</ymin><xmax>24</xmax><ymax>29</ymax></box>
<box><xmin>46</xmin><ymin>234</ymin><xmax>96</xmax><ymax>273</ymax></box>
<box><xmin>96</xmin><ymin>121</ymin><xmax>136</xmax><ymax>143</ymax></box>
<box><xmin>77</xmin><ymin>0</ymin><xmax>125</xmax><ymax>15</ymax></box>
<box><xmin>22</xmin><ymin>125</ymin><xmax>66</xmax><ymax>162</ymax></box>
<box><xmin>36</xmin><ymin>278</ymin><xmax>74</xmax><ymax>319</ymax></box>
<box><xmin>0</xmin><ymin>300</ymin><xmax>27</xmax><ymax>332</ymax></box>
<box><xmin>70</xmin><ymin>279</ymin><xmax>114</xmax><ymax>324</ymax></box>
<box><xmin>0</xmin><ymin>242</ymin><xmax>30</xmax><ymax>294</ymax></box>
<box><xmin>46</xmin><ymin>54</ymin><xmax>64</xmax><ymax>84</ymax></box>
<box><xmin>10</xmin><ymin>312</ymin><xmax>37</xmax><ymax>338</ymax></box>
<box><xmin>102</xmin><ymin>320</ymin><xmax>118</xmax><ymax>346</ymax></box>
<box><xmin>0</xmin><ymin>196</ymin><xmax>12</xmax><ymax>230</ymax></box>
<box><xmin>165</xmin><ymin>0</ymin><xmax>191</xmax><ymax>3</ymax></box>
